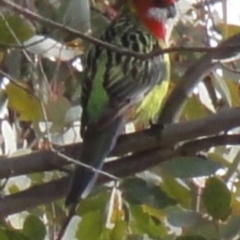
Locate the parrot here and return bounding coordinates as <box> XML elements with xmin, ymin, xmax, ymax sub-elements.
<box><xmin>65</xmin><ymin>0</ymin><xmax>177</xmax><ymax>206</ymax></box>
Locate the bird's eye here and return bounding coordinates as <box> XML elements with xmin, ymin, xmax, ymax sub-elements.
<box><xmin>154</xmin><ymin>0</ymin><xmax>177</xmax><ymax>7</ymax></box>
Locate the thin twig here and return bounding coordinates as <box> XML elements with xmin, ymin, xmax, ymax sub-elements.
<box><xmin>53</xmin><ymin>149</ymin><xmax>119</xmax><ymax>181</ymax></box>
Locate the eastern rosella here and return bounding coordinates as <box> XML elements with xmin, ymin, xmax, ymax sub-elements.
<box><xmin>65</xmin><ymin>0</ymin><xmax>177</xmax><ymax>206</ymax></box>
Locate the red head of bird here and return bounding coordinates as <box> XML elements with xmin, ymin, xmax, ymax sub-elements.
<box><xmin>130</xmin><ymin>0</ymin><xmax>177</xmax><ymax>40</ymax></box>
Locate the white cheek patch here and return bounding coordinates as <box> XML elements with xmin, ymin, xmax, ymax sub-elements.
<box><xmin>147</xmin><ymin>7</ymin><xmax>167</xmax><ymax>22</ymax></box>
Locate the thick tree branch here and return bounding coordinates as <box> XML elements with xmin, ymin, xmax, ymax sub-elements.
<box><xmin>116</xmin><ymin>106</ymin><xmax>240</xmax><ymax>155</ymax></box>
<box><xmin>0</xmin><ymin>148</ymin><xmax>174</xmax><ymax>216</ymax></box>
<box><xmin>0</xmin><ymin>107</ymin><xmax>240</xmax><ymax>181</ymax></box>
<box><xmin>1</xmin><ymin>132</ymin><xmax>240</xmax><ymax>216</ymax></box>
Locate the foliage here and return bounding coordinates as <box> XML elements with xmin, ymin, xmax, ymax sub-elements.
<box><xmin>0</xmin><ymin>0</ymin><xmax>239</xmax><ymax>240</ymax></box>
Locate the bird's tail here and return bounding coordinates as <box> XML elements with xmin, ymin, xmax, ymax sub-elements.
<box><xmin>65</xmin><ymin>116</ymin><xmax>123</xmax><ymax>206</ymax></box>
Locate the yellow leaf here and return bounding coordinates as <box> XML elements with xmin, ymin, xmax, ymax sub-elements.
<box><xmin>224</xmin><ymin>79</ymin><xmax>240</xmax><ymax>107</ymax></box>
<box><xmin>230</xmin><ymin>198</ymin><xmax>240</xmax><ymax>216</ymax></box>
<box><xmin>218</xmin><ymin>23</ymin><xmax>240</xmax><ymax>39</ymax></box>
<box><xmin>142</xmin><ymin>205</ymin><xmax>164</xmax><ymax>221</ymax></box>
<box><xmin>5</xmin><ymin>82</ymin><xmax>43</xmax><ymax>122</ymax></box>
<box><xmin>181</xmin><ymin>95</ymin><xmax>210</xmax><ymax>121</ymax></box>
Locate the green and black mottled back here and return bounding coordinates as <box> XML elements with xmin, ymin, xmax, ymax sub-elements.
<box><xmin>81</xmin><ymin>11</ymin><xmax>166</xmax><ymax>134</ymax></box>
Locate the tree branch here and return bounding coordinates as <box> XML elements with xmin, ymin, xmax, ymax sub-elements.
<box><xmin>176</xmin><ymin>134</ymin><xmax>240</xmax><ymax>155</ymax></box>
<box><xmin>0</xmin><ymin>107</ymin><xmax>239</xmax><ymax>181</ymax></box>
<box><xmin>193</xmin><ymin>0</ymin><xmax>223</xmax><ymax>9</ymax></box>
<box><xmin>1</xmin><ymin>132</ymin><xmax>240</xmax><ymax>216</ymax></box>
<box><xmin>158</xmin><ymin>33</ymin><xmax>240</xmax><ymax>124</ymax></box>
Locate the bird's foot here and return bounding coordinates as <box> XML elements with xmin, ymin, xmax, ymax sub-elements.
<box><xmin>148</xmin><ymin>119</ymin><xmax>164</xmax><ymax>140</ymax></box>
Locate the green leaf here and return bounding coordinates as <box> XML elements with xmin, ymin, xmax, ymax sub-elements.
<box><xmin>0</xmin><ymin>230</ymin><xmax>29</xmax><ymax>240</ymax></box>
<box><xmin>186</xmin><ymin>218</ymin><xmax>218</xmax><ymax>239</ymax></box>
<box><xmin>77</xmin><ymin>192</ymin><xmax>108</xmax><ymax>216</ymax></box>
<box><xmin>102</xmin><ymin>219</ymin><xmax>126</xmax><ymax>240</ymax></box>
<box><xmin>6</xmin><ymin>83</ymin><xmax>71</xmax><ymax>126</ymax></box>
<box><xmin>150</xmin><ymin>185</ymin><xmax>177</xmax><ymax>209</ymax></box>
<box><xmin>22</xmin><ymin>215</ymin><xmax>46</xmax><ymax>240</ymax></box>
<box><xmin>46</xmin><ymin>96</ymin><xmax>71</xmax><ymax>130</ymax></box>
<box><xmin>0</xmin><ymin>13</ymin><xmax>34</xmax><ymax>45</ymax></box>
<box><xmin>122</xmin><ymin>178</ymin><xmax>149</xmax><ymax>205</ymax></box>
<box><xmin>108</xmin><ymin>219</ymin><xmax>125</xmax><ymax>240</ymax></box>
<box><xmin>129</xmin><ymin>205</ymin><xmax>166</xmax><ymax>240</ymax></box>
<box><xmin>202</xmin><ymin>177</ymin><xmax>231</xmax><ymax>220</ymax></box>
<box><xmin>161</xmin><ymin>157</ymin><xmax>222</xmax><ymax>178</ymax></box>
<box><xmin>0</xmin><ymin>230</ymin><xmax>8</xmax><ymax>240</ymax></box>
<box><xmin>122</xmin><ymin>178</ymin><xmax>176</xmax><ymax>208</ymax></box>
<box><xmin>77</xmin><ymin>192</ymin><xmax>125</xmax><ymax>240</ymax></box>
<box><xmin>161</xmin><ymin>174</ymin><xmax>191</xmax><ymax>208</ymax></box>
<box><xmin>76</xmin><ymin>210</ymin><xmax>104</xmax><ymax>240</ymax></box>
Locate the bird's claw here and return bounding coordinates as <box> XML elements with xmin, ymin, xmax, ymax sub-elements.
<box><xmin>148</xmin><ymin>119</ymin><xmax>164</xmax><ymax>140</ymax></box>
